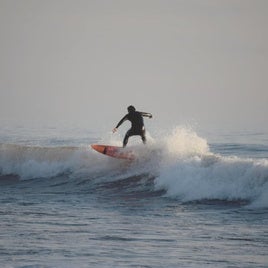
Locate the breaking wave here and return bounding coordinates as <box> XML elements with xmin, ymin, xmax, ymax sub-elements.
<box><xmin>0</xmin><ymin>126</ymin><xmax>267</xmax><ymax>208</ymax></box>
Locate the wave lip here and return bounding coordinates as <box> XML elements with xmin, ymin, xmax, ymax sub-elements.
<box><xmin>0</xmin><ymin>144</ymin><xmax>92</xmax><ymax>180</ymax></box>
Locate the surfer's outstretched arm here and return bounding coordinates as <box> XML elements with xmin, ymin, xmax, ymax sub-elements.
<box><xmin>140</xmin><ymin>112</ymin><xmax>153</xmax><ymax>118</ymax></box>
<box><xmin>113</xmin><ymin>115</ymin><xmax>128</xmax><ymax>133</ymax></box>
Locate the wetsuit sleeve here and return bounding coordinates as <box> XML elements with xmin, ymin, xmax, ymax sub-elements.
<box><xmin>140</xmin><ymin>112</ymin><xmax>152</xmax><ymax>118</ymax></box>
<box><xmin>115</xmin><ymin>114</ymin><xmax>128</xmax><ymax>128</ymax></box>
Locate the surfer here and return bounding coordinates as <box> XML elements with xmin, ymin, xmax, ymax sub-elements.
<box><xmin>113</xmin><ymin>105</ymin><xmax>153</xmax><ymax>147</ymax></box>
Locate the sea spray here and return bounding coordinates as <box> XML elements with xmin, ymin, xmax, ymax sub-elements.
<box><xmin>163</xmin><ymin>126</ymin><xmax>209</xmax><ymax>157</ymax></box>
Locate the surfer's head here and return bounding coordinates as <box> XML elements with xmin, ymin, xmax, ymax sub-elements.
<box><xmin>127</xmin><ymin>105</ymin><xmax>136</xmax><ymax>113</ymax></box>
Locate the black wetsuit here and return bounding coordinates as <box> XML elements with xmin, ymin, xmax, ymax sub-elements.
<box><xmin>115</xmin><ymin>111</ymin><xmax>152</xmax><ymax>147</ymax></box>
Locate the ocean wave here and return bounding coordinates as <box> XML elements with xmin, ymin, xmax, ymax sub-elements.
<box><xmin>1</xmin><ymin>126</ymin><xmax>268</xmax><ymax>208</ymax></box>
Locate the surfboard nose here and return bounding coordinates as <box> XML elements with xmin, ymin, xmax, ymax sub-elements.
<box><xmin>91</xmin><ymin>144</ymin><xmax>106</xmax><ymax>154</ymax></box>
<box><xmin>91</xmin><ymin>144</ymin><xmax>135</xmax><ymax>160</ymax></box>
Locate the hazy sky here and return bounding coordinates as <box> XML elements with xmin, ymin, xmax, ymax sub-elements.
<box><xmin>0</xmin><ymin>0</ymin><xmax>267</xmax><ymax>132</ymax></box>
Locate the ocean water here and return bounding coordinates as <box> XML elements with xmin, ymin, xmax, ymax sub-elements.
<box><xmin>0</xmin><ymin>124</ymin><xmax>267</xmax><ymax>268</ymax></box>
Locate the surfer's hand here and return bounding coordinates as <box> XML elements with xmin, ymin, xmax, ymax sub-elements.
<box><xmin>112</xmin><ymin>128</ymin><xmax>117</xmax><ymax>133</ymax></box>
<box><xmin>149</xmin><ymin>114</ymin><xmax>152</xmax><ymax>119</ymax></box>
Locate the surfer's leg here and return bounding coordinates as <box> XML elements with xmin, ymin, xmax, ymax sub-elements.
<box><xmin>142</xmin><ymin>136</ymin><xmax>146</xmax><ymax>144</ymax></box>
<box><xmin>141</xmin><ymin>128</ymin><xmax>146</xmax><ymax>144</ymax></box>
<box><xmin>123</xmin><ymin>130</ymin><xmax>131</xmax><ymax>147</ymax></box>
<box><xmin>123</xmin><ymin>136</ymin><xmax>128</xmax><ymax>147</ymax></box>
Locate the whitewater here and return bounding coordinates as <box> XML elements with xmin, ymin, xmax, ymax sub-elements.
<box><xmin>0</xmin><ymin>124</ymin><xmax>267</xmax><ymax>267</ymax></box>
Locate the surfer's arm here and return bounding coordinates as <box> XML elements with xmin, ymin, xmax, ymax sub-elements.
<box><xmin>113</xmin><ymin>115</ymin><xmax>128</xmax><ymax>132</ymax></box>
<box><xmin>141</xmin><ymin>112</ymin><xmax>153</xmax><ymax>118</ymax></box>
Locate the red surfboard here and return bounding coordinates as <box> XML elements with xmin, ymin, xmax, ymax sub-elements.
<box><xmin>91</xmin><ymin>144</ymin><xmax>135</xmax><ymax>160</ymax></box>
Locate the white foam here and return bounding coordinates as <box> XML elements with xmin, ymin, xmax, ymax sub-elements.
<box><xmin>152</xmin><ymin>127</ymin><xmax>268</xmax><ymax>208</ymax></box>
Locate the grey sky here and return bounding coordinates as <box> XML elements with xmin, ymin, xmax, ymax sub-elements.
<box><xmin>0</xmin><ymin>0</ymin><xmax>267</xmax><ymax>131</ymax></box>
